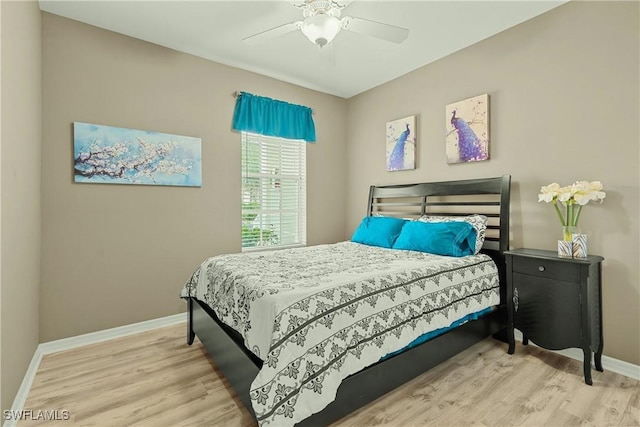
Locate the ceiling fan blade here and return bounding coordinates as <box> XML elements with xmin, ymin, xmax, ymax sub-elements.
<box><xmin>243</xmin><ymin>21</ymin><xmax>302</xmax><ymax>45</ymax></box>
<box><xmin>341</xmin><ymin>16</ymin><xmax>409</xmax><ymax>44</ymax></box>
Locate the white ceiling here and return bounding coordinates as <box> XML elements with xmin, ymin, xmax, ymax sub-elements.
<box><xmin>38</xmin><ymin>0</ymin><xmax>566</xmax><ymax>99</ymax></box>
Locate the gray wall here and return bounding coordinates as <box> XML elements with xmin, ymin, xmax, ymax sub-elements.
<box><xmin>345</xmin><ymin>1</ymin><xmax>639</xmax><ymax>365</ymax></box>
<box><xmin>1</xmin><ymin>1</ymin><xmax>42</xmax><ymax>414</ymax></box>
<box><xmin>40</xmin><ymin>13</ymin><xmax>347</xmax><ymax>342</ymax></box>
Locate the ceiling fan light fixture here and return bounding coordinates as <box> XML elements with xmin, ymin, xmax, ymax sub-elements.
<box><xmin>301</xmin><ymin>14</ymin><xmax>341</xmax><ymax>47</ymax></box>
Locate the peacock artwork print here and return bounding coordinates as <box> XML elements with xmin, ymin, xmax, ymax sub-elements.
<box><xmin>445</xmin><ymin>94</ymin><xmax>489</xmax><ymax>164</ymax></box>
<box><xmin>386</xmin><ymin>115</ymin><xmax>416</xmax><ymax>171</ymax></box>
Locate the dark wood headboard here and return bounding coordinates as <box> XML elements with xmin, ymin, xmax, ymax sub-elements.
<box><xmin>367</xmin><ymin>175</ymin><xmax>511</xmax><ymax>253</ymax></box>
<box><xmin>367</xmin><ymin>175</ymin><xmax>511</xmax><ymax>301</ymax></box>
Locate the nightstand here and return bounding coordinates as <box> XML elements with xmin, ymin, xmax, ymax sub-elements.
<box><xmin>505</xmin><ymin>248</ymin><xmax>604</xmax><ymax>385</ymax></box>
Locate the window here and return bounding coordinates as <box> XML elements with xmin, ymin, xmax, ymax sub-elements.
<box><xmin>241</xmin><ymin>132</ymin><xmax>306</xmax><ymax>250</ymax></box>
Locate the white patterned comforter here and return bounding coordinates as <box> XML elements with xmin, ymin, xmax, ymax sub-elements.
<box><xmin>181</xmin><ymin>241</ymin><xmax>500</xmax><ymax>426</ymax></box>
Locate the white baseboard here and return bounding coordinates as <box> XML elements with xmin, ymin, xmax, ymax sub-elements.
<box><xmin>2</xmin><ymin>348</ymin><xmax>43</xmax><ymax>427</ymax></box>
<box><xmin>3</xmin><ymin>312</ymin><xmax>187</xmax><ymax>427</ymax></box>
<box><xmin>39</xmin><ymin>312</ymin><xmax>187</xmax><ymax>355</ymax></box>
<box><xmin>514</xmin><ymin>330</ymin><xmax>640</xmax><ymax>381</ymax></box>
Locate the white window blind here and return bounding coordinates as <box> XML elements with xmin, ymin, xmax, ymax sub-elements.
<box><xmin>241</xmin><ymin>132</ymin><xmax>306</xmax><ymax>251</ymax></box>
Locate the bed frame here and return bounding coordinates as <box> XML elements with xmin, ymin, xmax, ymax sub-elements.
<box><xmin>186</xmin><ymin>175</ymin><xmax>511</xmax><ymax>426</ymax></box>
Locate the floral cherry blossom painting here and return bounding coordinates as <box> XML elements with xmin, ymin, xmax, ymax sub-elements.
<box><xmin>445</xmin><ymin>94</ymin><xmax>489</xmax><ymax>164</ymax></box>
<box><xmin>73</xmin><ymin>122</ymin><xmax>202</xmax><ymax>186</ymax></box>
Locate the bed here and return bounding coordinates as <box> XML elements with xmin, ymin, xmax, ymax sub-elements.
<box><xmin>182</xmin><ymin>175</ymin><xmax>511</xmax><ymax>426</ymax></box>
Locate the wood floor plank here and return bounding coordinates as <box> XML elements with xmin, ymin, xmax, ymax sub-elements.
<box><xmin>19</xmin><ymin>323</ymin><xmax>639</xmax><ymax>427</ymax></box>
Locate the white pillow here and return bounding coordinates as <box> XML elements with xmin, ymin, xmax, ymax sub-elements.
<box><xmin>417</xmin><ymin>214</ymin><xmax>488</xmax><ymax>254</ymax></box>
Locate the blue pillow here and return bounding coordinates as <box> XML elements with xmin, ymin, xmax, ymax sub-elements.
<box><xmin>392</xmin><ymin>220</ymin><xmax>477</xmax><ymax>257</ymax></box>
<box><xmin>351</xmin><ymin>216</ymin><xmax>406</xmax><ymax>248</ymax></box>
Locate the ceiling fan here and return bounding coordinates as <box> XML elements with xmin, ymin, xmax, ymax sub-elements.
<box><xmin>243</xmin><ymin>0</ymin><xmax>410</xmax><ymax>48</ymax></box>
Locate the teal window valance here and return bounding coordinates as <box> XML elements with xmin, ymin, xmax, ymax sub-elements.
<box><xmin>232</xmin><ymin>92</ymin><xmax>316</xmax><ymax>142</ymax></box>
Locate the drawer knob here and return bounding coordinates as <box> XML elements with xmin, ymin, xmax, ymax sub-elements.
<box><xmin>538</xmin><ymin>265</ymin><xmax>545</xmax><ymax>272</ymax></box>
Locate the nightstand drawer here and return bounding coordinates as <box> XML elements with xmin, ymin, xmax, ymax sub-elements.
<box><xmin>512</xmin><ymin>256</ymin><xmax>580</xmax><ymax>283</ymax></box>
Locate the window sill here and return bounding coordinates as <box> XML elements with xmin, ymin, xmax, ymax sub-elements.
<box><xmin>241</xmin><ymin>243</ymin><xmax>306</xmax><ymax>253</ymax></box>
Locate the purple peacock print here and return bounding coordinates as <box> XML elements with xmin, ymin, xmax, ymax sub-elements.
<box><xmin>386</xmin><ymin>115</ymin><xmax>416</xmax><ymax>171</ymax></box>
<box><xmin>445</xmin><ymin>94</ymin><xmax>489</xmax><ymax>164</ymax></box>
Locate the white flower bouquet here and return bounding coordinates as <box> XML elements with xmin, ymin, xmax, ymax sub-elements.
<box><xmin>538</xmin><ymin>181</ymin><xmax>606</xmax><ymax>241</ymax></box>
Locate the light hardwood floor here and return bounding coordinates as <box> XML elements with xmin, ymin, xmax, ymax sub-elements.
<box><xmin>20</xmin><ymin>323</ymin><xmax>639</xmax><ymax>426</ymax></box>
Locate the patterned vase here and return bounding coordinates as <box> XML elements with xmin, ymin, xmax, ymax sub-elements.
<box><xmin>572</xmin><ymin>233</ymin><xmax>588</xmax><ymax>258</ymax></box>
<box><xmin>558</xmin><ymin>226</ymin><xmax>577</xmax><ymax>258</ymax></box>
